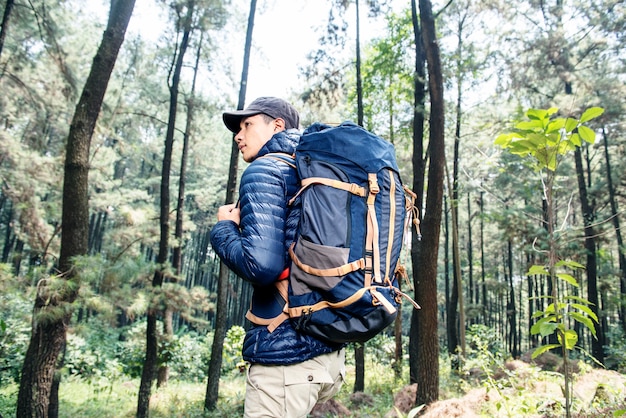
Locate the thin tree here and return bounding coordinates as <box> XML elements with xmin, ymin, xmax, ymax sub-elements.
<box><xmin>158</xmin><ymin>30</ymin><xmax>205</xmax><ymax>389</ymax></box>
<box><xmin>17</xmin><ymin>1</ymin><xmax>136</xmax><ymax>416</ymax></box>
<box><xmin>137</xmin><ymin>1</ymin><xmax>195</xmax><ymax>415</ymax></box>
<box><xmin>353</xmin><ymin>0</ymin><xmax>366</xmax><ymax>395</ymax></box>
<box><xmin>408</xmin><ymin>0</ymin><xmax>426</xmax><ymax>389</ymax></box>
<box><xmin>0</xmin><ymin>0</ymin><xmax>15</xmax><ymax>58</ymax></box>
<box><xmin>573</xmin><ymin>144</ymin><xmax>603</xmax><ymax>363</ymax></box>
<box><xmin>601</xmin><ymin>126</ymin><xmax>626</xmax><ymax>333</ymax></box>
<box><xmin>205</xmin><ymin>0</ymin><xmax>257</xmax><ymax>410</ymax></box>
<box><xmin>412</xmin><ymin>0</ymin><xmax>446</xmax><ymax>407</ymax></box>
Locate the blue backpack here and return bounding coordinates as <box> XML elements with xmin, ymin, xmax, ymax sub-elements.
<box><xmin>280</xmin><ymin>121</ymin><xmax>420</xmax><ymax>344</ymax></box>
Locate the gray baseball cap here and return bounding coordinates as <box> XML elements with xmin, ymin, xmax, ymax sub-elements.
<box><xmin>222</xmin><ymin>97</ymin><xmax>300</xmax><ymax>133</ymax></box>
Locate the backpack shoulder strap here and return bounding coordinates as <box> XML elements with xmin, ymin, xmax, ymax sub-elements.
<box><xmin>259</xmin><ymin>152</ymin><xmax>296</xmax><ymax>170</ymax></box>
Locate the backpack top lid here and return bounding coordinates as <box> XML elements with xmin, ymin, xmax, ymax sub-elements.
<box><xmin>299</xmin><ymin>121</ymin><xmax>400</xmax><ymax>173</ymax></box>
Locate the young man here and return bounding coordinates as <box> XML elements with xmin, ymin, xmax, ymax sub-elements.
<box><xmin>210</xmin><ymin>97</ymin><xmax>345</xmax><ymax>417</ymax></box>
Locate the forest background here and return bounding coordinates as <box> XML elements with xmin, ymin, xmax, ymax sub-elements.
<box><xmin>1</xmin><ymin>0</ymin><xmax>626</xmax><ymax>417</ymax></box>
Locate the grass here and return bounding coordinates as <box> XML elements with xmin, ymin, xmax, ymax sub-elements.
<box><xmin>2</xmin><ymin>357</ymin><xmax>626</xmax><ymax>417</ymax></box>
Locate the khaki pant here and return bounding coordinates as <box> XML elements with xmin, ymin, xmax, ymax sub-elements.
<box><xmin>244</xmin><ymin>348</ymin><xmax>346</xmax><ymax>418</ymax></box>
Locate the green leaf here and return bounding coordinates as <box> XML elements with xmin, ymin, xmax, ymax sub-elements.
<box><xmin>569</xmin><ymin>312</ymin><xmax>597</xmax><ymax>336</ymax></box>
<box><xmin>544</xmin><ymin>132</ymin><xmax>561</xmax><ymax>147</ymax></box>
<box><xmin>526</xmin><ymin>108</ymin><xmax>549</xmax><ymax>120</ymax></box>
<box><xmin>569</xmin><ymin>133</ymin><xmax>582</xmax><ymax>147</ymax></box>
<box><xmin>564</xmin><ymin>295</ymin><xmax>592</xmax><ymax>304</ymax></box>
<box><xmin>547</xmin><ymin>150</ymin><xmax>558</xmax><ymax>171</ymax></box>
<box><xmin>558</xmin><ymin>139</ymin><xmax>576</xmax><ymax>154</ymax></box>
<box><xmin>531</xmin><ymin>317</ymin><xmax>558</xmax><ymax>337</ymax></box>
<box><xmin>557</xmin><ymin>329</ymin><xmax>578</xmax><ymax>350</ymax></box>
<box><xmin>565</xmin><ymin>117</ymin><xmax>578</xmax><ymax>132</ymax></box>
<box><xmin>494</xmin><ymin>133</ymin><xmax>515</xmax><ymax>147</ymax></box>
<box><xmin>556</xmin><ymin>273</ymin><xmax>579</xmax><ymax>287</ymax></box>
<box><xmin>516</xmin><ymin>120</ymin><xmax>544</xmax><ymax>130</ymax></box>
<box><xmin>532</xmin><ymin>344</ymin><xmax>561</xmax><ymax>359</ymax></box>
<box><xmin>579</xmin><ymin>107</ymin><xmax>604</xmax><ymax>123</ymax></box>
<box><xmin>571</xmin><ymin>303</ymin><xmax>598</xmax><ymax>322</ymax></box>
<box><xmin>528</xmin><ymin>265</ymin><xmax>549</xmax><ymax>276</ymax></box>
<box><xmin>546</xmin><ymin>118</ymin><xmax>565</xmax><ymax>133</ymax></box>
<box><xmin>531</xmin><ymin>310</ymin><xmax>546</xmax><ymax>319</ymax></box>
<box><xmin>578</xmin><ymin>125</ymin><xmax>596</xmax><ymax>144</ymax></box>
<box><xmin>556</xmin><ymin>260</ymin><xmax>585</xmax><ymax>269</ymax></box>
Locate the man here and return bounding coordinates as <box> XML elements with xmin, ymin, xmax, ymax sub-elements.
<box><xmin>210</xmin><ymin>97</ymin><xmax>345</xmax><ymax>417</ymax></box>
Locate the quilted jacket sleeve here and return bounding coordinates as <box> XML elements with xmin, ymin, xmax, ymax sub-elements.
<box><xmin>210</xmin><ymin>158</ymin><xmax>290</xmax><ymax>287</ymax></box>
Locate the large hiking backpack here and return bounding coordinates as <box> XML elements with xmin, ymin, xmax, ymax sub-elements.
<box><xmin>283</xmin><ymin>121</ymin><xmax>420</xmax><ymax>344</ymax></box>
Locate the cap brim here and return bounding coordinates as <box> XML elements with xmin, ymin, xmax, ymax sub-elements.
<box><xmin>222</xmin><ymin>110</ymin><xmax>262</xmax><ymax>133</ymax></box>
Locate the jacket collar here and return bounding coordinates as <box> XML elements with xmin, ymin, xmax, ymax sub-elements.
<box><xmin>255</xmin><ymin>129</ymin><xmax>300</xmax><ymax>160</ymax></box>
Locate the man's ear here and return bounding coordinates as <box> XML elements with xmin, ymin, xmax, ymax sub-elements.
<box><xmin>274</xmin><ymin>118</ymin><xmax>286</xmax><ymax>131</ymax></box>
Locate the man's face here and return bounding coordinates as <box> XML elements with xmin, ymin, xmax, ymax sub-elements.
<box><xmin>234</xmin><ymin>114</ymin><xmax>280</xmax><ymax>162</ymax></box>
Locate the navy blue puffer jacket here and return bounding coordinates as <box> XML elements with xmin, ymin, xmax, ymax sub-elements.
<box><xmin>210</xmin><ymin>130</ymin><xmax>340</xmax><ymax>365</ymax></box>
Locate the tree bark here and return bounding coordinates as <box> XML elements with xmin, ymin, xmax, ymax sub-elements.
<box><xmin>137</xmin><ymin>1</ymin><xmax>193</xmax><ymax>414</ymax></box>
<box><xmin>352</xmin><ymin>0</ymin><xmax>367</xmax><ymax>392</ymax></box>
<box><xmin>574</xmin><ymin>146</ymin><xmax>603</xmax><ymax>363</ymax></box>
<box><xmin>413</xmin><ymin>0</ymin><xmax>446</xmax><ymax>407</ymax></box>
<box><xmin>0</xmin><ymin>0</ymin><xmax>15</xmax><ymax>59</ymax></box>
<box><xmin>408</xmin><ymin>0</ymin><xmax>426</xmax><ymax>387</ymax></box>
<box><xmin>205</xmin><ymin>0</ymin><xmax>256</xmax><ymax>410</ymax></box>
<box><xmin>601</xmin><ymin>126</ymin><xmax>626</xmax><ymax>333</ymax></box>
<box><xmin>17</xmin><ymin>1</ymin><xmax>135</xmax><ymax>416</ymax></box>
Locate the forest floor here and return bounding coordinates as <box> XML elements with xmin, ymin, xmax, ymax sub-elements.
<box><xmin>2</xmin><ymin>357</ymin><xmax>626</xmax><ymax>417</ymax></box>
<box><xmin>337</xmin><ymin>358</ymin><xmax>626</xmax><ymax>418</ymax></box>
<box><xmin>416</xmin><ymin>365</ymin><xmax>626</xmax><ymax>417</ymax></box>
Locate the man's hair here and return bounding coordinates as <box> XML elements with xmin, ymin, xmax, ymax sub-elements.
<box><xmin>259</xmin><ymin>113</ymin><xmax>275</xmax><ymax>124</ymax></box>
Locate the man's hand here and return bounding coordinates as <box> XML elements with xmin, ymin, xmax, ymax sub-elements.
<box><xmin>217</xmin><ymin>203</ymin><xmax>240</xmax><ymax>225</ymax></box>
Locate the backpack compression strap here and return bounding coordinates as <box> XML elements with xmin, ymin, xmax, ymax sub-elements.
<box><xmin>365</xmin><ymin>173</ymin><xmax>382</xmax><ymax>285</ymax></box>
<box><xmin>245</xmin><ymin>279</ymin><xmax>290</xmax><ymax>332</ymax></box>
<box><xmin>288</xmin><ymin>178</ymin><xmax>366</xmax><ymax>206</ymax></box>
<box><xmin>287</xmin><ymin>286</ymin><xmax>398</xmax><ymax>317</ymax></box>
<box><xmin>289</xmin><ymin>243</ymin><xmax>366</xmax><ymax>276</ymax></box>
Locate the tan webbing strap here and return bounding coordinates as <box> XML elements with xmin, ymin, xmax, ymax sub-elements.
<box><xmin>258</xmin><ymin>153</ymin><xmax>296</xmax><ymax>169</ymax></box>
<box><xmin>288</xmin><ymin>177</ymin><xmax>366</xmax><ymax>206</ymax></box>
<box><xmin>396</xmin><ymin>288</ymin><xmax>421</xmax><ymax>310</ymax></box>
<box><xmin>385</xmin><ymin>170</ymin><xmax>397</xmax><ymax>281</ymax></box>
<box><xmin>367</xmin><ymin>173</ymin><xmax>382</xmax><ymax>284</ymax></box>
<box><xmin>287</xmin><ymin>286</ymin><xmax>397</xmax><ymax>317</ymax></box>
<box><xmin>403</xmin><ymin>185</ymin><xmax>421</xmax><ymax>238</ymax></box>
<box><xmin>245</xmin><ymin>279</ymin><xmax>290</xmax><ymax>332</ymax></box>
<box><xmin>370</xmin><ymin>287</ymin><xmax>396</xmax><ymax>314</ymax></box>
<box><xmin>289</xmin><ymin>243</ymin><xmax>365</xmax><ymax>277</ymax></box>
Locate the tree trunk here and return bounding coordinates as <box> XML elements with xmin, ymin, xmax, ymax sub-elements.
<box><xmin>480</xmin><ymin>192</ymin><xmax>487</xmax><ymax>324</ymax></box>
<box><xmin>137</xmin><ymin>1</ymin><xmax>193</xmax><ymax>414</ymax></box>
<box><xmin>393</xmin><ymin>279</ymin><xmax>403</xmax><ymax>379</ymax></box>
<box><xmin>573</xmin><ymin>146</ymin><xmax>603</xmax><ymax>363</ymax></box>
<box><xmin>354</xmin><ymin>343</ymin><xmax>365</xmax><ymax>393</ymax></box>
<box><xmin>467</xmin><ymin>195</ymin><xmax>474</xmax><ymax>308</ymax></box>
<box><xmin>205</xmin><ymin>0</ymin><xmax>256</xmax><ymax>410</ymax></box>
<box><xmin>601</xmin><ymin>126</ymin><xmax>626</xmax><ymax>333</ymax></box>
<box><xmin>408</xmin><ymin>0</ymin><xmax>426</xmax><ymax>387</ymax></box>
<box><xmin>414</xmin><ymin>0</ymin><xmax>446</xmax><ymax>407</ymax></box>
<box><xmin>507</xmin><ymin>239</ymin><xmax>518</xmax><ymax>358</ymax></box>
<box><xmin>17</xmin><ymin>1</ymin><xmax>135</xmax><ymax>416</ymax></box>
<box><xmin>0</xmin><ymin>0</ymin><xmax>15</xmax><ymax>59</ymax></box>
<box><xmin>353</xmin><ymin>0</ymin><xmax>367</xmax><ymax>392</ymax></box>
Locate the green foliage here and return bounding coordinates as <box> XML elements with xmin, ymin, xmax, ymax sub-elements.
<box><xmin>495</xmin><ymin>107</ymin><xmax>604</xmax><ymax>172</ymax></box>
<box><xmin>496</xmin><ymin>106</ymin><xmax>605</xmax><ymax>417</ymax></box>
<box><xmin>0</xmin><ymin>266</ymin><xmax>32</xmax><ymax>385</ymax></box>
<box><xmin>465</xmin><ymin>324</ymin><xmax>506</xmax><ymax>366</ymax></box>
<box><xmin>164</xmin><ymin>330</ymin><xmax>211</xmax><ymax>382</ymax></box>
<box><xmin>222</xmin><ymin>325</ymin><xmax>245</xmax><ymax>375</ymax></box>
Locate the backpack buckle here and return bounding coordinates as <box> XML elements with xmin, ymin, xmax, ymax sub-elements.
<box><xmin>368</xmin><ymin>173</ymin><xmax>380</xmax><ymax>194</ymax></box>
